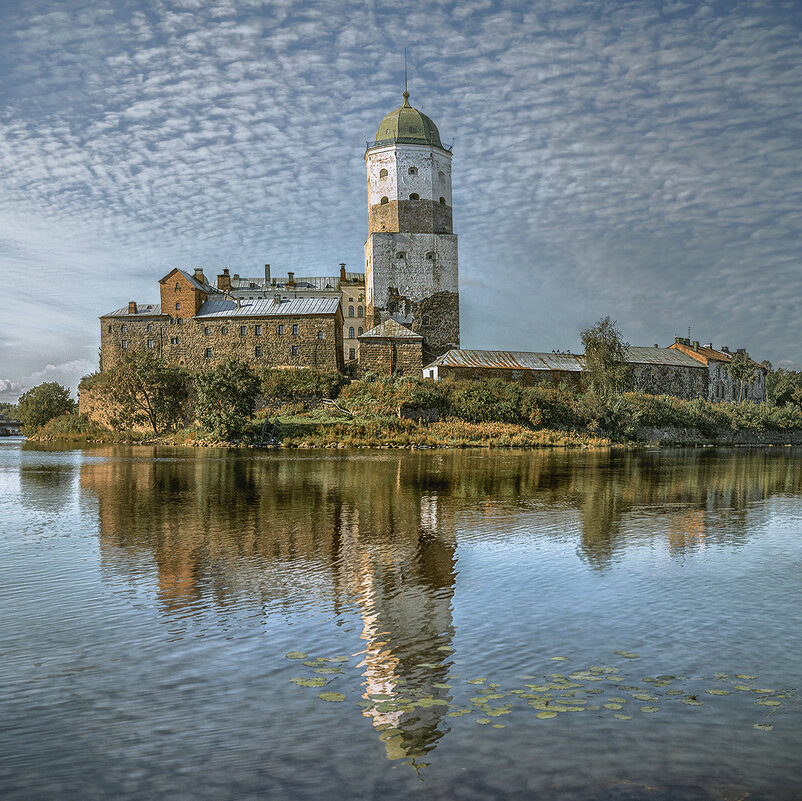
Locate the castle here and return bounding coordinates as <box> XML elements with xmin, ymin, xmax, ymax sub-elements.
<box><xmin>100</xmin><ymin>90</ymin><xmax>459</xmax><ymax>379</ymax></box>
<box><xmin>99</xmin><ymin>91</ymin><xmax>766</xmax><ymax>402</ymax></box>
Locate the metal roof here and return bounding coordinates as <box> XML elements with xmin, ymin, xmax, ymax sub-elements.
<box><xmin>625</xmin><ymin>346</ymin><xmax>706</xmax><ymax>368</ymax></box>
<box><xmin>429</xmin><ymin>350</ymin><xmax>585</xmax><ymax>371</ymax></box>
<box><xmin>231</xmin><ymin>273</ymin><xmax>364</xmax><ymax>292</ymax></box>
<box><xmin>196</xmin><ymin>297</ymin><xmax>340</xmax><ymax>318</ymax></box>
<box><xmin>101</xmin><ymin>303</ymin><xmax>166</xmax><ymax>318</ymax></box>
<box><xmin>359</xmin><ymin>319</ymin><xmax>423</xmax><ymax>339</ymax></box>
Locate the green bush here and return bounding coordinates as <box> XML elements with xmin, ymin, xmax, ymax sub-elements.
<box><xmin>520</xmin><ymin>386</ymin><xmax>581</xmax><ymax>430</ymax></box>
<box><xmin>445</xmin><ymin>379</ymin><xmax>525</xmax><ymax>424</ymax></box>
<box><xmin>35</xmin><ymin>413</ymin><xmax>105</xmax><ymax>438</ymax></box>
<box><xmin>195</xmin><ymin>359</ymin><xmax>261</xmax><ymax>439</ymax></box>
<box><xmin>17</xmin><ymin>382</ymin><xmax>76</xmax><ymax>434</ymax></box>
<box><xmin>260</xmin><ymin>369</ymin><xmax>348</xmax><ymax>403</ymax></box>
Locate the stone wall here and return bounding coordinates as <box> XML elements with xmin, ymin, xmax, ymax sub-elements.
<box><xmin>630</xmin><ymin>363</ymin><xmax>708</xmax><ymax>400</ymax></box>
<box><xmin>358</xmin><ymin>338</ymin><xmax>423</xmax><ymax>377</ymax></box>
<box><xmin>101</xmin><ymin>313</ymin><xmax>343</xmax><ymax>373</ymax></box>
<box><xmin>159</xmin><ymin>270</ymin><xmax>207</xmax><ymax>317</ymax></box>
<box><xmin>368</xmin><ymin>199</ymin><xmax>452</xmax><ymax>235</ymax></box>
<box><xmin>708</xmin><ymin>361</ymin><xmax>766</xmax><ymax>403</ymax></box>
<box><xmin>635</xmin><ymin>426</ymin><xmax>802</xmax><ymax>445</ymax></box>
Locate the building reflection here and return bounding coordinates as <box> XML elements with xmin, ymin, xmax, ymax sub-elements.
<box><xmin>77</xmin><ymin>445</ymin><xmax>802</xmax><ymax>761</ymax></box>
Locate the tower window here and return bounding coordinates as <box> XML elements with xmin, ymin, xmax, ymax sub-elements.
<box><xmin>348</xmin><ymin>305</ymin><xmax>354</xmax><ymax>317</ymax></box>
<box><xmin>121</xmin><ymin>340</ymin><xmax>128</xmax><ymax>349</ymax></box>
<box><xmin>255</xmin><ymin>346</ymin><xmax>262</xmax><ymax>357</ymax></box>
<box><xmin>358</xmin><ymin>327</ymin><xmax>363</xmax><ymax>336</ymax></box>
<box><xmin>349</xmin><ymin>348</ymin><xmax>356</xmax><ymax>360</ymax></box>
<box><xmin>291</xmin><ymin>345</ymin><xmax>299</xmax><ymax>356</ymax></box>
<box><xmin>349</xmin><ymin>326</ymin><xmax>355</xmax><ymax>339</ymax></box>
<box><xmin>357</xmin><ymin>305</ymin><xmax>363</xmax><ymax>317</ymax></box>
<box><xmin>204</xmin><ymin>326</ymin><xmax>210</xmax><ymax>335</ymax></box>
<box><xmin>380</xmin><ymin>196</ymin><xmax>389</xmax><ymax>205</ymax></box>
<box><xmin>147</xmin><ymin>323</ymin><xmax>153</xmax><ymax>332</ymax></box>
<box><xmin>379</xmin><ymin>168</ymin><xmax>388</xmax><ymax>178</ymax></box>
<box><xmin>438</xmin><ymin>170</ymin><xmax>445</xmax><ymax>181</ymax></box>
<box><xmin>317</xmin><ymin>331</ymin><xmax>324</xmax><ymax>340</ymax></box>
<box><xmin>107</xmin><ymin>325</ymin><xmax>112</xmax><ymax>333</ymax></box>
<box><xmin>205</xmin><ymin>348</ymin><xmax>212</xmax><ymax>358</ymax></box>
<box><xmin>426</xmin><ymin>252</ymin><xmax>435</xmax><ymax>260</ymax></box>
<box><xmin>440</xmin><ymin>196</ymin><xmax>446</xmax><ymax>204</ymax></box>
<box><xmin>175</xmin><ymin>302</ymin><xmax>181</xmax><ymax>310</ymax></box>
<box><xmin>409</xmin><ymin>193</ymin><xmax>419</xmax><ymax>201</ymax></box>
<box><xmin>385</xmin><ymin>129</ymin><xmax>390</xmax><ymax>134</ymax></box>
<box><xmin>397</xmin><ymin>252</ymin><xmax>406</xmax><ymax>259</ymax></box>
<box><xmin>408</xmin><ymin>166</ymin><xmax>417</xmax><ymax>175</ymax></box>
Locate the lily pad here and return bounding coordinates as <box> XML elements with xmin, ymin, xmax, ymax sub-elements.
<box><xmin>448</xmin><ymin>709</ymin><xmax>471</xmax><ymax>717</ymax></box>
<box><xmin>314</xmin><ymin>667</ymin><xmax>344</xmax><ymax>674</ymax></box>
<box><xmin>437</xmin><ymin>646</ymin><xmax>453</xmax><ymax>652</ymax></box>
<box><xmin>476</xmin><ymin>718</ymin><xmax>491</xmax><ymax>725</ymax></box>
<box><xmin>608</xmin><ymin>697</ymin><xmax>626</xmax><ymax>703</ymax></box>
<box><xmin>492</xmin><ymin>724</ymin><xmax>506</xmax><ymax>728</ymax></box>
<box><xmin>753</xmin><ymin>688</ymin><xmax>774</xmax><ymax>694</ymax></box>
<box><xmin>290</xmin><ymin>677</ymin><xmax>328</xmax><ymax>687</ymax></box>
<box><xmin>536</xmin><ymin>711</ymin><xmax>558</xmax><ymax>719</ymax></box>
<box><xmin>705</xmin><ymin>689</ymin><xmax>731</xmax><ymax>696</ymax></box>
<box><xmin>753</xmin><ymin>723</ymin><xmax>773</xmax><ymax>731</ymax></box>
<box><xmin>757</xmin><ymin>700</ymin><xmax>781</xmax><ymax>707</ymax></box>
<box><xmin>604</xmin><ymin>703</ymin><xmax>623</xmax><ymax>710</ymax></box>
<box><xmin>467</xmin><ymin>678</ymin><xmax>487</xmax><ymax>685</ymax></box>
<box><xmin>666</xmin><ymin>690</ymin><xmax>685</xmax><ymax>695</ymax></box>
<box><xmin>640</xmin><ymin>706</ymin><xmax>659</xmax><ymax>714</ymax></box>
<box><xmin>285</xmin><ymin>651</ymin><xmax>308</xmax><ymax>659</ymax></box>
<box><xmin>733</xmin><ymin>684</ymin><xmax>752</xmax><ymax>691</ymax></box>
<box><xmin>318</xmin><ymin>692</ymin><xmax>346</xmax><ymax>702</ymax></box>
<box><xmin>682</xmin><ymin>698</ymin><xmax>703</xmax><ymax>706</ymax></box>
<box><xmin>736</xmin><ymin>674</ymin><xmax>757</xmax><ymax>680</ymax></box>
<box><xmin>586</xmin><ymin>705</ymin><xmax>601</xmax><ymax>711</ymax></box>
<box><xmin>549</xmin><ymin>656</ymin><xmax>568</xmax><ymax>661</ymax></box>
<box><xmin>324</xmin><ymin>656</ymin><xmax>350</xmax><ymax>663</ymax></box>
<box><xmin>432</xmin><ymin>682</ymin><xmax>451</xmax><ymax>689</ymax></box>
<box><xmin>632</xmin><ymin>693</ymin><xmax>657</xmax><ymax>701</ymax></box>
<box><xmin>613</xmin><ymin>714</ymin><xmax>632</xmax><ymax>720</ymax></box>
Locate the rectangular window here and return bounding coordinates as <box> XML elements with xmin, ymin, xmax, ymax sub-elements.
<box><xmin>205</xmin><ymin>348</ymin><xmax>212</xmax><ymax>358</ymax></box>
<box><xmin>292</xmin><ymin>324</ymin><xmax>299</xmax><ymax>335</ymax></box>
<box><xmin>278</xmin><ymin>324</ymin><xmax>285</xmax><ymax>335</ymax></box>
<box><xmin>240</xmin><ymin>325</ymin><xmax>247</xmax><ymax>336</ymax></box>
<box><xmin>121</xmin><ymin>340</ymin><xmax>128</xmax><ymax>349</ymax></box>
<box><xmin>255</xmin><ymin>325</ymin><xmax>262</xmax><ymax>336</ymax></box>
<box><xmin>255</xmin><ymin>346</ymin><xmax>262</xmax><ymax>357</ymax></box>
<box><xmin>121</xmin><ymin>324</ymin><xmax>127</xmax><ymax>333</ymax></box>
<box><xmin>147</xmin><ymin>323</ymin><xmax>153</xmax><ymax>333</ymax></box>
<box><xmin>317</xmin><ymin>331</ymin><xmax>324</xmax><ymax>340</ymax></box>
<box><xmin>175</xmin><ymin>302</ymin><xmax>181</xmax><ymax>310</ymax></box>
<box><xmin>107</xmin><ymin>325</ymin><xmax>112</xmax><ymax>333</ymax></box>
<box><xmin>204</xmin><ymin>326</ymin><xmax>210</xmax><ymax>335</ymax></box>
<box><xmin>423</xmin><ymin>316</ymin><xmax>430</xmax><ymax>325</ymax></box>
<box><xmin>349</xmin><ymin>347</ymin><xmax>355</xmax><ymax>360</ymax></box>
<box><xmin>147</xmin><ymin>339</ymin><xmax>154</xmax><ymax>349</ymax></box>
<box><xmin>170</xmin><ymin>337</ymin><xmax>179</xmax><ymax>345</ymax></box>
<box><xmin>291</xmin><ymin>345</ymin><xmax>299</xmax><ymax>356</ymax></box>
<box><xmin>221</xmin><ymin>325</ymin><xmax>228</xmax><ymax>334</ymax></box>
<box><xmin>177</xmin><ymin>318</ymin><xmax>183</xmax><ymax>326</ymax></box>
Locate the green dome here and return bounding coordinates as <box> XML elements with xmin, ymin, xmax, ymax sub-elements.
<box><xmin>373</xmin><ymin>91</ymin><xmax>444</xmax><ymax>149</ymax></box>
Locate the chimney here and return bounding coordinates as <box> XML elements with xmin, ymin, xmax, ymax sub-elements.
<box><xmin>693</xmin><ymin>340</ymin><xmax>699</xmax><ymax>351</ymax></box>
<box><xmin>217</xmin><ymin>268</ymin><xmax>231</xmax><ymax>292</ymax></box>
<box><xmin>128</xmin><ymin>301</ymin><xmax>137</xmax><ymax>315</ymax></box>
<box><xmin>736</xmin><ymin>348</ymin><xmax>746</xmax><ymax>355</ymax></box>
<box><xmin>287</xmin><ymin>271</ymin><xmax>295</xmax><ymax>287</ymax></box>
<box><xmin>193</xmin><ymin>268</ymin><xmax>206</xmax><ymax>285</ymax></box>
<box><xmin>654</xmin><ymin>344</ymin><xmax>659</xmax><ymax>348</ymax></box>
<box><xmin>273</xmin><ymin>294</ymin><xmax>282</xmax><ymax>305</ymax></box>
<box><xmin>264</xmin><ymin>263</ymin><xmax>271</xmax><ymax>281</ymax></box>
<box><xmin>233</xmin><ymin>273</ymin><xmax>239</xmax><ymax>281</ymax></box>
<box><xmin>721</xmin><ymin>345</ymin><xmax>730</xmax><ymax>353</ymax></box>
<box><xmin>235</xmin><ymin>297</ymin><xmax>241</xmax><ymax>309</ymax></box>
<box><xmin>339</xmin><ymin>262</ymin><xmax>347</xmax><ymax>282</ymax></box>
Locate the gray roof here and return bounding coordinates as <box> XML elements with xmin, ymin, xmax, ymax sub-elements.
<box><xmin>230</xmin><ymin>273</ymin><xmax>365</xmax><ymax>292</ymax></box>
<box><xmin>428</xmin><ymin>350</ymin><xmax>585</xmax><ymax>371</ymax></box>
<box><xmin>101</xmin><ymin>303</ymin><xmax>166</xmax><ymax>318</ymax></box>
<box><xmin>196</xmin><ymin>297</ymin><xmax>340</xmax><ymax>318</ymax></box>
<box><xmin>359</xmin><ymin>319</ymin><xmax>423</xmax><ymax>339</ymax></box>
<box><xmin>625</xmin><ymin>346</ymin><xmax>707</xmax><ymax>367</ymax></box>
<box><xmin>159</xmin><ymin>268</ymin><xmax>220</xmax><ymax>294</ymax></box>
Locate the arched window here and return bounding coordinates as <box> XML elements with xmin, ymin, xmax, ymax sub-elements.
<box><xmin>426</xmin><ymin>252</ymin><xmax>435</xmax><ymax>261</ymax></box>
<box><xmin>379</xmin><ymin>168</ymin><xmax>388</xmax><ymax>178</ymax></box>
<box><xmin>438</xmin><ymin>170</ymin><xmax>445</xmax><ymax>181</ymax></box>
<box><xmin>358</xmin><ymin>327</ymin><xmax>363</xmax><ymax>336</ymax></box>
<box><xmin>357</xmin><ymin>305</ymin><xmax>363</xmax><ymax>317</ymax></box>
<box><xmin>380</xmin><ymin>196</ymin><xmax>389</xmax><ymax>205</ymax></box>
<box><xmin>349</xmin><ymin>326</ymin><xmax>355</xmax><ymax>338</ymax></box>
<box><xmin>396</xmin><ymin>252</ymin><xmax>406</xmax><ymax>260</ymax></box>
<box><xmin>409</xmin><ymin>193</ymin><xmax>419</xmax><ymax>201</ymax></box>
<box><xmin>408</xmin><ymin>166</ymin><xmax>417</xmax><ymax>175</ymax></box>
<box><xmin>175</xmin><ymin>302</ymin><xmax>181</xmax><ymax>310</ymax></box>
<box><xmin>439</xmin><ymin>196</ymin><xmax>446</xmax><ymax>204</ymax></box>
<box><xmin>348</xmin><ymin>305</ymin><xmax>354</xmax><ymax>317</ymax></box>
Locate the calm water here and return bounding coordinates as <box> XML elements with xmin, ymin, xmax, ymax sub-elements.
<box><xmin>1</xmin><ymin>439</ymin><xmax>801</xmax><ymax>800</ymax></box>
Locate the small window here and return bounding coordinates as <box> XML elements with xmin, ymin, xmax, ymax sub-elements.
<box><xmin>408</xmin><ymin>127</ymin><xmax>414</xmax><ymax>132</ymax></box>
<box><xmin>147</xmin><ymin>339</ymin><xmax>154</xmax><ymax>349</ymax></box>
<box><xmin>426</xmin><ymin>252</ymin><xmax>435</xmax><ymax>260</ymax></box>
<box><xmin>439</xmin><ymin>196</ymin><xmax>446</xmax><ymax>205</ymax></box>
<box><xmin>385</xmin><ymin>128</ymin><xmax>390</xmax><ymax>134</ymax></box>
<box><xmin>292</xmin><ymin>324</ymin><xmax>299</xmax><ymax>335</ymax></box>
<box><xmin>396</xmin><ymin>252</ymin><xmax>406</xmax><ymax>259</ymax></box>
<box><xmin>177</xmin><ymin>318</ymin><xmax>183</xmax><ymax>325</ymax></box>
<box><xmin>169</xmin><ymin>317</ymin><xmax>175</xmax><ymax>325</ymax></box>
<box><xmin>358</xmin><ymin>327</ymin><xmax>363</xmax><ymax>336</ymax></box>
<box><xmin>349</xmin><ymin>326</ymin><xmax>355</xmax><ymax>339</ymax></box>
<box><xmin>205</xmin><ymin>348</ymin><xmax>212</xmax><ymax>358</ymax></box>
<box><xmin>221</xmin><ymin>325</ymin><xmax>228</xmax><ymax>334</ymax></box>
<box><xmin>348</xmin><ymin>305</ymin><xmax>354</xmax><ymax>317</ymax></box>
<box><xmin>170</xmin><ymin>337</ymin><xmax>179</xmax><ymax>345</ymax></box>
<box><xmin>175</xmin><ymin>302</ymin><xmax>181</xmax><ymax>310</ymax></box>
<box><xmin>317</xmin><ymin>331</ymin><xmax>324</xmax><ymax>340</ymax></box>
<box><xmin>147</xmin><ymin>323</ymin><xmax>153</xmax><ymax>332</ymax></box>
<box><xmin>121</xmin><ymin>324</ymin><xmax>127</xmax><ymax>333</ymax></box>
<box><xmin>291</xmin><ymin>345</ymin><xmax>299</xmax><ymax>356</ymax></box>
<box><xmin>240</xmin><ymin>325</ymin><xmax>247</xmax><ymax>336</ymax></box>
<box><xmin>409</xmin><ymin>193</ymin><xmax>419</xmax><ymax>201</ymax></box>
<box><xmin>438</xmin><ymin>170</ymin><xmax>445</xmax><ymax>181</ymax></box>
<box><xmin>255</xmin><ymin>346</ymin><xmax>262</xmax><ymax>357</ymax></box>
<box><xmin>349</xmin><ymin>347</ymin><xmax>356</xmax><ymax>360</ymax></box>
<box><xmin>121</xmin><ymin>340</ymin><xmax>128</xmax><ymax>349</ymax></box>
<box><xmin>204</xmin><ymin>326</ymin><xmax>210</xmax><ymax>335</ymax></box>
<box><xmin>388</xmin><ymin>302</ymin><xmax>397</xmax><ymax>313</ymax></box>
<box><xmin>357</xmin><ymin>305</ymin><xmax>363</xmax><ymax>317</ymax></box>
<box><xmin>278</xmin><ymin>324</ymin><xmax>285</xmax><ymax>335</ymax></box>
<box><xmin>423</xmin><ymin>316</ymin><xmax>430</xmax><ymax>325</ymax></box>
<box><xmin>175</xmin><ymin>282</ymin><xmax>180</xmax><ymax>290</ymax></box>
<box><xmin>380</xmin><ymin>196</ymin><xmax>389</xmax><ymax>205</ymax></box>
<box><xmin>379</xmin><ymin>168</ymin><xmax>388</xmax><ymax>178</ymax></box>
<box><xmin>107</xmin><ymin>325</ymin><xmax>112</xmax><ymax>333</ymax></box>
<box><xmin>255</xmin><ymin>325</ymin><xmax>261</xmax><ymax>336</ymax></box>
<box><xmin>408</xmin><ymin>166</ymin><xmax>417</xmax><ymax>175</ymax></box>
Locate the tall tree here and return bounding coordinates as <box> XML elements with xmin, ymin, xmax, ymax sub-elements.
<box><xmin>726</xmin><ymin>352</ymin><xmax>755</xmax><ymax>402</ymax></box>
<box><xmin>106</xmin><ymin>351</ymin><xmax>188</xmax><ymax>433</ymax></box>
<box><xmin>16</xmin><ymin>383</ymin><xmax>76</xmax><ymax>433</ymax></box>
<box><xmin>195</xmin><ymin>359</ymin><xmax>261</xmax><ymax>439</ymax></box>
<box><xmin>580</xmin><ymin>316</ymin><xmax>631</xmax><ymax>395</ymax></box>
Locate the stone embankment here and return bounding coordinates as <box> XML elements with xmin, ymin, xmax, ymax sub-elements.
<box><xmin>635</xmin><ymin>427</ymin><xmax>802</xmax><ymax>446</ymax></box>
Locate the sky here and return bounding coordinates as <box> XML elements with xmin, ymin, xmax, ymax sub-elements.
<box><xmin>2</xmin><ymin>0</ymin><xmax>801</xmax><ymax>400</ymax></box>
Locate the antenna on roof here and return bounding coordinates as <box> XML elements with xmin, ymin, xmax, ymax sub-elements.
<box><xmin>688</xmin><ymin>325</ymin><xmax>691</xmax><ymax>340</ymax></box>
<box><xmin>404</xmin><ymin>48</ymin><xmax>407</xmax><ymax>94</ymax></box>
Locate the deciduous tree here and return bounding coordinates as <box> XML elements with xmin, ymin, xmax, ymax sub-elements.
<box><xmin>726</xmin><ymin>352</ymin><xmax>755</xmax><ymax>403</ymax></box>
<box><xmin>580</xmin><ymin>316</ymin><xmax>632</xmax><ymax>395</ymax></box>
<box><xmin>195</xmin><ymin>359</ymin><xmax>261</xmax><ymax>439</ymax></box>
<box><xmin>17</xmin><ymin>382</ymin><xmax>76</xmax><ymax>433</ymax></box>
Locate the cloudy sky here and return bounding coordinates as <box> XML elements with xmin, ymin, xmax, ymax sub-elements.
<box><xmin>2</xmin><ymin>0</ymin><xmax>801</xmax><ymax>399</ymax></box>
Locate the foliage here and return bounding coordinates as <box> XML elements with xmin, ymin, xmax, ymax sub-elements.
<box><xmin>34</xmin><ymin>413</ymin><xmax>106</xmax><ymax>439</ymax></box>
<box><xmin>580</xmin><ymin>316</ymin><xmax>632</xmax><ymax>395</ymax></box>
<box><xmin>104</xmin><ymin>351</ymin><xmax>188</xmax><ymax>433</ymax></box>
<box><xmin>0</xmin><ymin>402</ymin><xmax>18</xmax><ymax>419</ymax></box>
<box><xmin>338</xmin><ymin>374</ymin><xmax>418</xmax><ymax>416</ymax></box>
<box><xmin>445</xmin><ymin>379</ymin><xmax>525</xmax><ymax>424</ymax></box>
<box><xmin>766</xmin><ymin>367</ymin><xmax>802</xmax><ymax>410</ymax></box>
<box><xmin>16</xmin><ymin>382</ymin><xmax>76</xmax><ymax>433</ymax></box>
<box><xmin>195</xmin><ymin>358</ymin><xmax>261</xmax><ymax>439</ymax></box>
<box><xmin>726</xmin><ymin>351</ymin><xmax>755</xmax><ymax>403</ymax></box>
<box><xmin>260</xmin><ymin>369</ymin><xmax>349</xmax><ymax>403</ymax></box>
<box><xmin>520</xmin><ymin>386</ymin><xmax>582</xmax><ymax>430</ymax></box>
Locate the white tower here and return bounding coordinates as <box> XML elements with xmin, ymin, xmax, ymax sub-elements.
<box><xmin>364</xmin><ymin>91</ymin><xmax>459</xmax><ymax>363</ymax></box>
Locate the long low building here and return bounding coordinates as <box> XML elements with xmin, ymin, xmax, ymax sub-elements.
<box><xmin>424</xmin><ymin>344</ymin><xmax>766</xmax><ymax>402</ymax></box>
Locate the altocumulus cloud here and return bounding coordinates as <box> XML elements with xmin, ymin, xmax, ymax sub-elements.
<box><xmin>1</xmin><ymin>0</ymin><xmax>801</xmax><ymax>397</ymax></box>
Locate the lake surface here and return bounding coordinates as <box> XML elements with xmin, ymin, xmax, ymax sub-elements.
<box><xmin>1</xmin><ymin>439</ymin><xmax>801</xmax><ymax>800</ymax></box>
